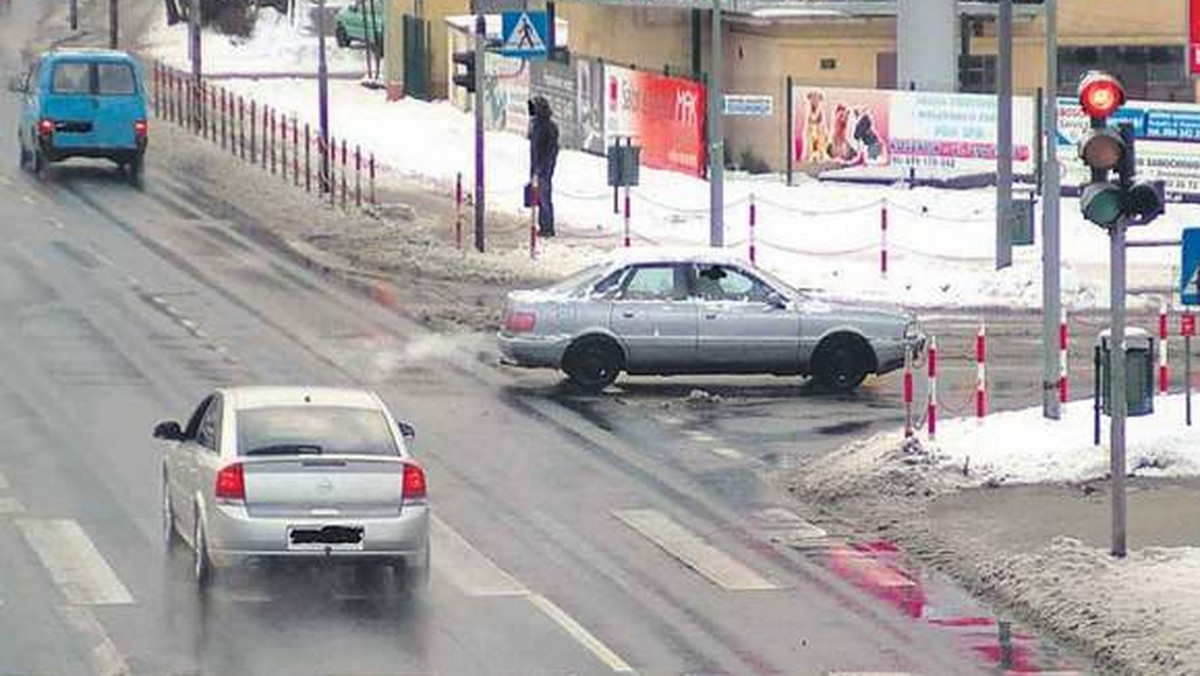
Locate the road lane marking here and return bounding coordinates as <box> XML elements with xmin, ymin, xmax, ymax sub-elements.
<box><xmin>46</xmin><ymin>217</ymin><xmax>65</xmax><ymax>230</ymax></box>
<box><xmin>753</xmin><ymin>508</ymin><xmax>828</xmax><ymax>540</ymax></box>
<box><xmin>685</xmin><ymin>431</ymin><xmax>716</xmax><ymax>443</ymax></box>
<box><xmin>654</xmin><ymin>414</ymin><xmax>683</xmax><ymax>426</ymax></box>
<box><xmin>613</xmin><ymin>509</ymin><xmax>779</xmax><ymax>591</ymax></box>
<box><xmin>0</xmin><ymin>470</ymin><xmax>9</xmax><ymax>491</ymax></box>
<box><xmin>0</xmin><ymin>496</ymin><xmax>26</xmax><ymax>514</ymax></box>
<box><xmin>429</xmin><ymin>516</ymin><xmax>527</xmax><ymax>596</ymax></box>
<box><xmin>709</xmin><ymin>446</ymin><xmax>747</xmax><ymax>461</ymax></box>
<box><xmin>528</xmin><ymin>593</ymin><xmax>634</xmax><ymax>673</ymax></box>
<box><xmin>15</xmin><ymin>519</ymin><xmax>134</xmax><ymax>605</ymax></box>
<box><xmin>21</xmin><ymin>194</ymin><xmax>36</xmax><ymax>205</ymax></box>
<box><xmin>59</xmin><ymin>606</ymin><xmax>132</xmax><ymax>676</ymax></box>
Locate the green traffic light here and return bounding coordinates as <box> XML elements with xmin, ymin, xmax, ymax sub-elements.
<box><xmin>1081</xmin><ymin>182</ymin><xmax>1125</xmax><ymax>227</ymax></box>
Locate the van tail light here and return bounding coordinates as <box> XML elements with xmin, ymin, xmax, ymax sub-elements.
<box><xmin>133</xmin><ymin>119</ymin><xmax>148</xmax><ymax>140</ymax></box>
<box><xmin>37</xmin><ymin>119</ymin><xmax>54</xmax><ymax>137</ymax></box>
<box><xmin>215</xmin><ymin>463</ymin><xmax>245</xmax><ymax>502</ymax></box>
<box><xmin>402</xmin><ymin>462</ymin><xmax>427</xmax><ymax>503</ymax></box>
<box><xmin>505</xmin><ymin>310</ymin><xmax>537</xmax><ymax>333</ymax></box>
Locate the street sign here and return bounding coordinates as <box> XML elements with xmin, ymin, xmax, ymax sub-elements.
<box><xmin>723</xmin><ymin>94</ymin><xmax>773</xmax><ymax>117</ymax></box>
<box><xmin>499</xmin><ymin>10</ymin><xmax>547</xmax><ymax>59</ymax></box>
<box><xmin>1012</xmin><ymin>196</ymin><xmax>1035</xmax><ymax>246</ymax></box>
<box><xmin>1183</xmin><ymin>312</ymin><xmax>1196</xmax><ymax>337</ymax></box>
<box><xmin>1181</xmin><ymin>227</ymin><xmax>1200</xmax><ymax>305</ymax></box>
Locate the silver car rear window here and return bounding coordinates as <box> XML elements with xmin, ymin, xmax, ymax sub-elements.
<box><xmin>237</xmin><ymin>406</ymin><xmax>398</xmax><ymax>457</ymax></box>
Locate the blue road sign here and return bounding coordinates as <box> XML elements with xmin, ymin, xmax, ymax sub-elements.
<box><xmin>1181</xmin><ymin>227</ymin><xmax>1200</xmax><ymax>305</ymax></box>
<box><xmin>500</xmin><ymin>11</ymin><xmax>548</xmax><ymax>59</ymax></box>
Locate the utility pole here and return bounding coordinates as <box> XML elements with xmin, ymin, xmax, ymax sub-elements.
<box><xmin>1110</xmin><ymin>211</ymin><xmax>1128</xmax><ymax>558</ymax></box>
<box><xmin>189</xmin><ymin>0</ymin><xmax>201</xmax><ymax>132</ymax></box>
<box><xmin>995</xmin><ymin>0</ymin><xmax>1013</xmax><ymax>269</ymax></box>
<box><xmin>317</xmin><ymin>0</ymin><xmax>331</xmax><ymax>193</ymax></box>
<box><xmin>473</xmin><ymin>13</ymin><xmax>486</xmax><ymax>253</ymax></box>
<box><xmin>69</xmin><ymin>0</ymin><xmax>77</xmax><ymax>30</ymax></box>
<box><xmin>708</xmin><ymin>0</ymin><xmax>724</xmax><ymax>248</ymax></box>
<box><xmin>109</xmin><ymin>0</ymin><xmax>119</xmax><ymax>48</ymax></box>
<box><xmin>1042</xmin><ymin>0</ymin><xmax>1062</xmax><ymax>419</ymax></box>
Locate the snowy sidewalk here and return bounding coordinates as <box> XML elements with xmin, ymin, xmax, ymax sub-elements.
<box><xmin>140</xmin><ymin>13</ymin><xmax>1198</xmax><ymax>311</ymax></box>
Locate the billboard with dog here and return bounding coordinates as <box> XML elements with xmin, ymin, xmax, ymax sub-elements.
<box><xmin>792</xmin><ymin>86</ymin><xmax>1035</xmax><ymax>175</ymax></box>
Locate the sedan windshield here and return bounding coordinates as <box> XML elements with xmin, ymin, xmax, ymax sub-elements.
<box><xmin>237</xmin><ymin>405</ymin><xmax>398</xmax><ymax>456</ymax></box>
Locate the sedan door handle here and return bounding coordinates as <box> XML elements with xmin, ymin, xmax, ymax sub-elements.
<box><xmin>704</xmin><ymin>313</ymin><xmax>718</xmax><ymax>320</ymax></box>
<box><xmin>622</xmin><ymin>311</ymin><xmax>635</xmax><ymax>318</ymax></box>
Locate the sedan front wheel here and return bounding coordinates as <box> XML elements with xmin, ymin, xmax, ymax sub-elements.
<box><xmin>813</xmin><ymin>335</ymin><xmax>873</xmax><ymax>392</ymax></box>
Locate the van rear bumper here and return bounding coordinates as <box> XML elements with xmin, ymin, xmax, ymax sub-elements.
<box><xmin>40</xmin><ymin>138</ymin><xmax>145</xmax><ymax>163</ymax></box>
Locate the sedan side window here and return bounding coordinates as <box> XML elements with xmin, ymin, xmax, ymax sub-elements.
<box><xmin>196</xmin><ymin>398</ymin><xmax>222</xmax><ymax>452</ymax></box>
<box><xmin>183</xmin><ymin>396</ymin><xmax>213</xmax><ymax>440</ymax></box>
<box><xmin>695</xmin><ymin>265</ymin><xmax>770</xmax><ymax>303</ymax></box>
<box><xmin>620</xmin><ymin>265</ymin><xmax>687</xmax><ymax>301</ymax></box>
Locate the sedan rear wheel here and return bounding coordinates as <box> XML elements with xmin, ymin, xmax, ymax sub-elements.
<box><xmin>193</xmin><ymin>514</ymin><xmax>213</xmax><ymax>588</ymax></box>
<box><xmin>813</xmin><ymin>335</ymin><xmax>872</xmax><ymax>392</ymax></box>
<box><xmin>162</xmin><ymin>482</ymin><xmax>180</xmax><ymax>551</ymax></box>
<box><xmin>563</xmin><ymin>337</ymin><xmax>622</xmax><ymax>393</ymax></box>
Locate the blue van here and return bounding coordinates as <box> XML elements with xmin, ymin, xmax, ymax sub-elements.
<box><xmin>15</xmin><ymin>49</ymin><xmax>148</xmax><ymax>183</ymax></box>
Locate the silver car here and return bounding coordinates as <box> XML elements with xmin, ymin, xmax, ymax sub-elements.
<box><xmin>156</xmin><ymin>386</ymin><xmax>430</xmax><ymax>588</ymax></box>
<box><xmin>498</xmin><ymin>249</ymin><xmax>923</xmax><ymax>392</ymax></box>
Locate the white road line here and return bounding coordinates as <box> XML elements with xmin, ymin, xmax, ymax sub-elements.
<box><xmin>60</xmin><ymin>606</ymin><xmax>131</xmax><ymax>676</ymax></box>
<box><xmin>0</xmin><ymin>470</ymin><xmax>9</xmax><ymax>491</ymax></box>
<box><xmin>21</xmin><ymin>194</ymin><xmax>36</xmax><ymax>205</ymax></box>
<box><xmin>685</xmin><ymin>431</ymin><xmax>716</xmax><ymax>443</ymax></box>
<box><xmin>46</xmin><ymin>217</ymin><xmax>65</xmax><ymax>230</ymax></box>
<box><xmin>709</xmin><ymin>446</ymin><xmax>748</xmax><ymax>461</ymax></box>
<box><xmin>0</xmin><ymin>496</ymin><xmax>26</xmax><ymax>515</ymax></box>
<box><xmin>429</xmin><ymin>516</ymin><xmax>527</xmax><ymax>596</ymax></box>
<box><xmin>654</xmin><ymin>414</ymin><xmax>683</xmax><ymax>426</ymax></box>
<box><xmin>15</xmin><ymin>519</ymin><xmax>134</xmax><ymax>605</ymax></box>
<box><xmin>528</xmin><ymin>593</ymin><xmax>634</xmax><ymax>673</ymax></box>
<box><xmin>753</xmin><ymin>508</ymin><xmax>828</xmax><ymax>540</ymax></box>
<box><xmin>613</xmin><ymin>509</ymin><xmax>779</xmax><ymax>592</ymax></box>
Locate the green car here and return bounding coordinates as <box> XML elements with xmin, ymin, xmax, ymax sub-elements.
<box><xmin>334</xmin><ymin>0</ymin><xmax>384</xmax><ymax>55</ymax></box>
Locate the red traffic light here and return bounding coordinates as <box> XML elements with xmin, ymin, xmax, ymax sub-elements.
<box><xmin>1078</xmin><ymin>71</ymin><xmax>1125</xmax><ymax>119</ymax></box>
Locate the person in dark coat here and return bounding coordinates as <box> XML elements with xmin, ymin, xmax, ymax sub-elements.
<box><xmin>528</xmin><ymin>95</ymin><xmax>560</xmax><ymax>237</ymax></box>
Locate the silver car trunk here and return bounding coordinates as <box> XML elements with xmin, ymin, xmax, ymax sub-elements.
<box><xmin>241</xmin><ymin>456</ymin><xmax>404</xmax><ymax>518</ymax></box>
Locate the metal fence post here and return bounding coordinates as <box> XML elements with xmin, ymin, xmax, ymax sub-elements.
<box><xmin>305</xmin><ymin>123</ymin><xmax>312</xmax><ymax>194</ymax></box>
<box><xmin>292</xmin><ymin>117</ymin><xmax>299</xmax><ymax>186</ymax></box>
<box><xmin>250</xmin><ymin>100</ymin><xmax>257</xmax><ymax>164</ymax></box>
<box><xmin>355</xmin><ymin>145</ymin><xmax>362</xmax><ymax>208</ymax></box>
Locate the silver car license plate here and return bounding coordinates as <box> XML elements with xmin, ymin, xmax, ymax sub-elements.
<box><xmin>287</xmin><ymin>525</ymin><xmax>364</xmax><ymax>551</ymax></box>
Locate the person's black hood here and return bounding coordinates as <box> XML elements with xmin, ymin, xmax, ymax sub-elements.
<box><xmin>529</xmin><ymin>95</ymin><xmax>552</xmax><ymax>120</ymax></box>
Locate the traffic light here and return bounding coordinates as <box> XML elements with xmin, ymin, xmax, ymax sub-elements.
<box><xmin>452</xmin><ymin>50</ymin><xmax>476</xmax><ymax>93</ymax></box>
<box><xmin>1076</xmin><ymin>71</ymin><xmax>1165</xmax><ymax>228</ymax></box>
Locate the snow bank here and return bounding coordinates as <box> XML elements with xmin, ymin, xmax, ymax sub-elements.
<box><xmin>980</xmin><ymin>537</ymin><xmax>1200</xmax><ymax>675</ymax></box>
<box><xmin>140</xmin><ymin>14</ymin><xmax>1200</xmax><ymax>311</ymax></box>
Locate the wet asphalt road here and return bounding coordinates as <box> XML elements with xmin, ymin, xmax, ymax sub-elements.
<box><xmin>0</xmin><ymin>2</ymin><xmax>1112</xmax><ymax>673</ymax></box>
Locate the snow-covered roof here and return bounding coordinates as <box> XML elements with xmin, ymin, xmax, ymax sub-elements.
<box><xmin>605</xmin><ymin>246</ymin><xmax>750</xmax><ymax>267</ymax></box>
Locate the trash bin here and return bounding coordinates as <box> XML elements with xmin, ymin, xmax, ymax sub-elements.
<box><xmin>1096</xmin><ymin>327</ymin><xmax>1155</xmax><ymax>417</ymax></box>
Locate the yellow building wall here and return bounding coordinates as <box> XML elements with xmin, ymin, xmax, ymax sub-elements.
<box><xmin>415</xmin><ymin>0</ymin><xmax>466</xmax><ymax>99</ymax></box>
<box><xmin>556</xmin><ymin>4</ymin><xmax>693</xmax><ymax>73</ymax></box>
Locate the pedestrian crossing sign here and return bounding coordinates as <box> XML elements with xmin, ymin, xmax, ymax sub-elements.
<box><xmin>500</xmin><ymin>10</ymin><xmax>548</xmax><ymax>59</ymax></box>
<box><xmin>1182</xmin><ymin>227</ymin><xmax>1200</xmax><ymax>305</ymax></box>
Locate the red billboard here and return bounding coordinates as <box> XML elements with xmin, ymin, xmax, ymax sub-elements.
<box><xmin>1191</xmin><ymin>0</ymin><xmax>1200</xmax><ymax>75</ymax></box>
<box><xmin>604</xmin><ymin>65</ymin><xmax>706</xmax><ymax>176</ymax></box>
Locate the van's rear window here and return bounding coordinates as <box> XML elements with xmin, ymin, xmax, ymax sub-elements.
<box><xmin>97</xmin><ymin>64</ymin><xmax>135</xmax><ymax>95</ymax></box>
<box><xmin>51</xmin><ymin>63</ymin><xmax>90</xmax><ymax>94</ymax></box>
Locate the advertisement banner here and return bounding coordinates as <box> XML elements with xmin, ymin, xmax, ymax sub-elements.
<box><xmin>483</xmin><ymin>51</ymin><xmax>529</xmax><ymax>135</ymax></box>
<box><xmin>1057</xmin><ymin>97</ymin><xmax>1200</xmax><ymax>199</ymax></box>
<box><xmin>1191</xmin><ymin>0</ymin><xmax>1200</xmax><ymax>75</ymax></box>
<box><xmin>604</xmin><ymin>65</ymin><xmax>706</xmax><ymax>176</ymax></box>
<box><xmin>791</xmin><ymin>86</ymin><xmax>1035</xmax><ymax>174</ymax></box>
<box><xmin>576</xmin><ymin>57</ymin><xmax>606</xmax><ymax>155</ymax></box>
<box><xmin>530</xmin><ymin>59</ymin><xmax>579</xmax><ymax>150</ymax></box>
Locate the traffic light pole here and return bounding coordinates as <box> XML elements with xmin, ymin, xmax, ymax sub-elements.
<box><xmin>1042</xmin><ymin>0</ymin><xmax>1062</xmax><ymax>420</ymax></box>
<box><xmin>473</xmin><ymin>14</ymin><xmax>486</xmax><ymax>253</ymax></box>
<box><xmin>1110</xmin><ymin>214</ymin><xmax>1128</xmax><ymax>558</ymax></box>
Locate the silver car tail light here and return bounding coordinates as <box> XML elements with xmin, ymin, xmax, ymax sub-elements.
<box><xmin>402</xmin><ymin>462</ymin><xmax>427</xmax><ymax>505</ymax></box>
<box><xmin>504</xmin><ymin>311</ymin><xmax>537</xmax><ymax>333</ymax></box>
<box><xmin>215</xmin><ymin>463</ymin><xmax>245</xmax><ymax>503</ymax></box>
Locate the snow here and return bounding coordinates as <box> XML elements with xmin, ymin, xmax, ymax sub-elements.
<box><xmin>140</xmin><ymin>12</ymin><xmax>1200</xmax><ymax>311</ymax></box>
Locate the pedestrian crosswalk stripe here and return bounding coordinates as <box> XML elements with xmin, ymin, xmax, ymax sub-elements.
<box><xmin>614</xmin><ymin>509</ymin><xmax>779</xmax><ymax>591</ymax></box>
<box><xmin>59</xmin><ymin>605</ymin><xmax>131</xmax><ymax>676</ymax></box>
<box><xmin>15</xmin><ymin>519</ymin><xmax>134</xmax><ymax>605</ymax></box>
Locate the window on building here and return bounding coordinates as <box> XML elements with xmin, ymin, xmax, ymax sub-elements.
<box><xmin>958</xmin><ymin>54</ymin><xmax>996</xmax><ymax>94</ymax></box>
<box><xmin>1058</xmin><ymin>45</ymin><xmax>1190</xmax><ymax>101</ymax></box>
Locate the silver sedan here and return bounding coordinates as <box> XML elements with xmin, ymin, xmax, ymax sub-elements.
<box><xmin>156</xmin><ymin>386</ymin><xmax>430</xmax><ymax>588</ymax></box>
<box><xmin>498</xmin><ymin>249</ymin><xmax>923</xmax><ymax>392</ymax></box>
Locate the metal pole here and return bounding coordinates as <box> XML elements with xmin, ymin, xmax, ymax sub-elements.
<box><xmin>1111</xmin><ymin>216</ymin><xmax>1128</xmax><ymax>558</ymax></box>
<box><xmin>473</xmin><ymin>13</ymin><xmax>486</xmax><ymax>253</ymax></box>
<box><xmin>70</xmin><ymin>0</ymin><xmax>77</xmax><ymax>30</ymax></box>
<box><xmin>318</xmin><ymin>0</ymin><xmax>331</xmax><ymax>194</ymax></box>
<box><xmin>995</xmin><ymin>0</ymin><xmax>1013</xmax><ymax>270</ymax></box>
<box><xmin>1042</xmin><ymin>0</ymin><xmax>1062</xmax><ymax>419</ymax></box>
<box><xmin>708</xmin><ymin>0</ymin><xmax>724</xmax><ymax>247</ymax></box>
<box><xmin>189</xmin><ymin>0</ymin><xmax>201</xmax><ymax>131</ymax></box>
<box><xmin>109</xmin><ymin>0</ymin><xmax>119</xmax><ymax>48</ymax></box>
<box><xmin>1188</xmin><ymin>333</ymin><xmax>1193</xmax><ymax>426</ymax></box>
<box><xmin>785</xmin><ymin>75</ymin><xmax>794</xmax><ymax>187</ymax></box>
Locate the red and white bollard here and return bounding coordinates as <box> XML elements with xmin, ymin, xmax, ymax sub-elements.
<box><xmin>1160</xmin><ymin>304</ymin><xmax>1170</xmax><ymax>394</ymax></box>
<box><xmin>749</xmin><ymin>194</ymin><xmax>758</xmax><ymax>266</ymax></box>
<box><xmin>975</xmin><ymin>323</ymin><xmax>987</xmax><ymax>420</ymax></box>
<box><xmin>623</xmin><ymin>187</ymin><xmax>631</xmax><ymax>248</ymax></box>
<box><xmin>880</xmin><ymin>201</ymin><xmax>889</xmax><ymax>278</ymax></box>
<box><xmin>903</xmin><ymin>351</ymin><xmax>914</xmax><ymax>438</ymax></box>
<box><xmin>1059</xmin><ymin>310</ymin><xmax>1069</xmax><ymax>404</ymax></box>
<box><xmin>927</xmin><ymin>337</ymin><xmax>938</xmax><ymax>439</ymax></box>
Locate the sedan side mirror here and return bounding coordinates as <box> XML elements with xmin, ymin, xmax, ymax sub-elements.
<box><xmin>766</xmin><ymin>292</ymin><xmax>788</xmax><ymax>309</ymax></box>
<box><xmin>153</xmin><ymin>420</ymin><xmax>184</xmax><ymax>441</ymax></box>
<box><xmin>397</xmin><ymin>421</ymin><xmax>416</xmax><ymax>440</ymax></box>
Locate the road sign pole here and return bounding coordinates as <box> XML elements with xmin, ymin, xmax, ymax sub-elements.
<box><xmin>474</xmin><ymin>13</ymin><xmax>486</xmax><ymax>253</ymax></box>
<box><xmin>1188</xmin><ymin>331</ymin><xmax>1193</xmax><ymax>426</ymax></box>
<box><xmin>996</xmin><ymin>0</ymin><xmax>1013</xmax><ymax>270</ymax></box>
<box><xmin>708</xmin><ymin>0</ymin><xmax>724</xmax><ymax>248</ymax></box>
<box><xmin>1111</xmin><ymin>216</ymin><xmax>1128</xmax><ymax>558</ymax></box>
<box><xmin>317</xmin><ymin>0</ymin><xmax>331</xmax><ymax>193</ymax></box>
<box><xmin>1042</xmin><ymin>0</ymin><xmax>1062</xmax><ymax>419</ymax></box>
